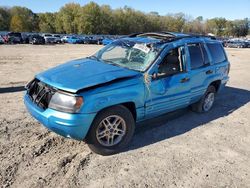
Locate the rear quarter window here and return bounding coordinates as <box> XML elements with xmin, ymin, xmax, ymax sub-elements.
<box><xmin>207</xmin><ymin>43</ymin><xmax>227</xmax><ymax>63</ymax></box>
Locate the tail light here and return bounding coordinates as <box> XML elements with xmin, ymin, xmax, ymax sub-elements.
<box><xmin>227</xmin><ymin>63</ymin><xmax>230</xmax><ymax>75</ymax></box>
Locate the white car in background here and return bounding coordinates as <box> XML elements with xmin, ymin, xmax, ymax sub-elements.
<box><xmin>43</xmin><ymin>34</ymin><xmax>56</xmax><ymax>44</ymax></box>
<box><xmin>61</xmin><ymin>36</ymin><xmax>70</xmax><ymax>43</ymax></box>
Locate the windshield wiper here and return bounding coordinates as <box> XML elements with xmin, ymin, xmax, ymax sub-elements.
<box><xmin>102</xmin><ymin>60</ymin><xmax>121</xmax><ymax>67</ymax></box>
<box><xmin>102</xmin><ymin>59</ymin><xmax>115</xmax><ymax>64</ymax></box>
<box><xmin>87</xmin><ymin>55</ymin><xmax>99</xmax><ymax>61</ymax></box>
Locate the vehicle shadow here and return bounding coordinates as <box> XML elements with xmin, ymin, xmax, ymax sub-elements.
<box><xmin>0</xmin><ymin>86</ymin><xmax>25</xmax><ymax>94</ymax></box>
<box><xmin>126</xmin><ymin>86</ymin><xmax>250</xmax><ymax>152</ymax></box>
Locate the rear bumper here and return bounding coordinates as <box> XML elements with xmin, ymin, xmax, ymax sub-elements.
<box><xmin>24</xmin><ymin>94</ymin><xmax>96</xmax><ymax>140</ymax></box>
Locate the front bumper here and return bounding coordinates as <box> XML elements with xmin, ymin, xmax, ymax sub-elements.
<box><xmin>24</xmin><ymin>94</ymin><xmax>96</xmax><ymax>140</ymax></box>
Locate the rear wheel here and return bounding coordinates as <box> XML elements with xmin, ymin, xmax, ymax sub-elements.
<box><xmin>86</xmin><ymin>105</ymin><xmax>135</xmax><ymax>155</ymax></box>
<box><xmin>191</xmin><ymin>85</ymin><xmax>216</xmax><ymax>113</ymax></box>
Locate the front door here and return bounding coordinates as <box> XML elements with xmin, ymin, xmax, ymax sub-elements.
<box><xmin>145</xmin><ymin>46</ymin><xmax>191</xmax><ymax>117</ymax></box>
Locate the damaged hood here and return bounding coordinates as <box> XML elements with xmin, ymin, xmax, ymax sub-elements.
<box><xmin>36</xmin><ymin>58</ymin><xmax>140</xmax><ymax>93</ymax></box>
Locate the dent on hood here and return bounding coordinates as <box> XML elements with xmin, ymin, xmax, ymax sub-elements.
<box><xmin>76</xmin><ymin>74</ymin><xmax>139</xmax><ymax>93</ymax></box>
<box><xmin>36</xmin><ymin>69</ymin><xmax>140</xmax><ymax>93</ymax></box>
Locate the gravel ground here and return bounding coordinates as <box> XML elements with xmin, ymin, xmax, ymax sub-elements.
<box><xmin>0</xmin><ymin>44</ymin><xmax>249</xmax><ymax>188</ymax></box>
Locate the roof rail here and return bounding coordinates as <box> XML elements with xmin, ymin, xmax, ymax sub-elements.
<box><xmin>128</xmin><ymin>32</ymin><xmax>143</xmax><ymax>37</ymax></box>
<box><xmin>129</xmin><ymin>31</ymin><xmax>216</xmax><ymax>41</ymax></box>
<box><xmin>129</xmin><ymin>32</ymin><xmax>177</xmax><ymax>39</ymax></box>
<box><xmin>181</xmin><ymin>33</ymin><xmax>216</xmax><ymax>40</ymax></box>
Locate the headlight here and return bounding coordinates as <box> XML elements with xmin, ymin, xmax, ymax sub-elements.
<box><xmin>48</xmin><ymin>92</ymin><xmax>83</xmax><ymax>113</ymax></box>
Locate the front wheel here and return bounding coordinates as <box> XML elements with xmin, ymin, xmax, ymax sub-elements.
<box><xmin>191</xmin><ymin>85</ymin><xmax>216</xmax><ymax>113</ymax></box>
<box><xmin>86</xmin><ymin>105</ymin><xmax>135</xmax><ymax>155</ymax></box>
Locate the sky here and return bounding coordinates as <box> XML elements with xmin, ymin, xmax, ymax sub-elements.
<box><xmin>1</xmin><ymin>0</ymin><xmax>250</xmax><ymax>20</ymax></box>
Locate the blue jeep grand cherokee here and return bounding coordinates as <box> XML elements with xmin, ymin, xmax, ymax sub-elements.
<box><xmin>24</xmin><ymin>32</ymin><xmax>230</xmax><ymax>155</ymax></box>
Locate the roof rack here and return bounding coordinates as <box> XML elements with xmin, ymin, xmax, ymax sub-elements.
<box><xmin>129</xmin><ymin>31</ymin><xmax>216</xmax><ymax>41</ymax></box>
<box><xmin>128</xmin><ymin>32</ymin><xmax>176</xmax><ymax>39</ymax></box>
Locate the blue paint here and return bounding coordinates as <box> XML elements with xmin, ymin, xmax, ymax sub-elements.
<box><xmin>66</xmin><ymin>36</ymin><xmax>83</xmax><ymax>44</ymax></box>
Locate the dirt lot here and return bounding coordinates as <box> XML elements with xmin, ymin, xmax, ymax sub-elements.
<box><xmin>0</xmin><ymin>44</ymin><xmax>250</xmax><ymax>188</ymax></box>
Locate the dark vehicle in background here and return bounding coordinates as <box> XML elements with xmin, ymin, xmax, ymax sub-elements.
<box><xmin>22</xmin><ymin>33</ymin><xmax>31</xmax><ymax>44</ymax></box>
<box><xmin>84</xmin><ymin>36</ymin><xmax>98</xmax><ymax>44</ymax></box>
<box><xmin>6</xmin><ymin>32</ymin><xmax>23</xmax><ymax>44</ymax></box>
<box><xmin>246</xmin><ymin>40</ymin><xmax>250</xmax><ymax>48</ymax></box>
<box><xmin>225</xmin><ymin>41</ymin><xmax>248</xmax><ymax>48</ymax></box>
<box><xmin>29</xmin><ymin>34</ymin><xmax>45</xmax><ymax>44</ymax></box>
<box><xmin>96</xmin><ymin>37</ymin><xmax>104</xmax><ymax>45</ymax></box>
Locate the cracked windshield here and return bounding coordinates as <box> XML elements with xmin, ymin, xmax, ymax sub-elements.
<box><xmin>95</xmin><ymin>40</ymin><xmax>163</xmax><ymax>71</ymax></box>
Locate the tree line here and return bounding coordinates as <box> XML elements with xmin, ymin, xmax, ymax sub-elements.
<box><xmin>0</xmin><ymin>2</ymin><xmax>249</xmax><ymax>37</ymax></box>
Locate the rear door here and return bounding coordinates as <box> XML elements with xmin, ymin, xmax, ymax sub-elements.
<box><xmin>187</xmin><ymin>43</ymin><xmax>214</xmax><ymax>103</ymax></box>
<box><xmin>206</xmin><ymin>42</ymin><xmax>230</xmax><ymax>86</ymax></box>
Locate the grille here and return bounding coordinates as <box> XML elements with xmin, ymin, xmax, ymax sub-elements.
<box><xmin>26</xmin><ymin>79</ymin><xmax>55</xmax><ymax>109</ymax></box>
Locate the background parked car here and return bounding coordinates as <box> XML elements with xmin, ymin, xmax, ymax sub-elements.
<box><xmin>89</xmin><ymin>36</ymin><xmax>104</xmax><ymax>45</ymax></box>
<box><xmin>95</xmin><ymin>37</ymin><xmax>104</xmax><ymax>45</ymax></box>
<box><xmin>67</xmin><ymin>36</ymin><xmax>84</xmax><ymax>44</ymax></box>
<box><xmin>61</xmin><ymin>36</ymin><xmax>70</xmax><ymax>43</ymax></box>
<box><xmin>102</xmin><ymin>37</ymin><xmax>115</xmax><ymax>45</ymax></box>
<box><xmin>0</xmin><ymin>35</ymin><xmax>4</xmax><ymax>44</ymax></box>
<box><xmin>43</xmin><ymin>34</ymin><xmax>56</xmax><ymax>44</ymax></box>
<box><xmin>83</xmin><ymin>36</ymin><xmax>98</xmax><ymax>44</ymax></box>
<box><xmin>29</xmin><ymin>34</ymin><xmax>45</xmax><ymax>44</ymax></box>
<box><xmin>53</xmin><ymin>34</ymin><xmax>62</xmax><ymax>43</ymax></box>
<box><xmin>22</xmin><ymin>33</ymin><xmax>31</xmax><ymax>44</ymax></box>
<box><xmin>6</xmin><ymin>32</ymin><xmax>23</xmax><ymax>44</ymax></box>
<box><xmin>225</xmin><ymin>41</ymin><xmax>248</xmax><ymax>48</ymax></box>
<box><xmin>246</xmin><ymin>40</ymin><xmax>250</xmax><ymax>48</ymax></box>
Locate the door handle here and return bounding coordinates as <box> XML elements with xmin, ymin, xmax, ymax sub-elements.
<box><xmin>180</xmin><ymin>77</ymin><xmax>190</xmax><ymax>83</ymax></box>
<box><xmin>206</xmin><ymin>70</ymin><xmax>213</xmax><ymax>74</ymax></box>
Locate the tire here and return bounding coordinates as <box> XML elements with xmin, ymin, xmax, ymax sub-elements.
<box><xmin>191</xmin><ymin>85</ymin><xmax>216</xmax><ymax>113</ymax></box>
<box><xmin>86</xmin><ymin>105</ymin><xmax>135</xmax><ymax>155</ymax></box>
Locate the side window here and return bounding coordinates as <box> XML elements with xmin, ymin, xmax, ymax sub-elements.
<box><xmin>206</xmin><ymin>43</ymin><xmax>227</xmax><ymax>63</ymax></box>
<box><xmin>188</xmin><ymin>43</ymin><xmax>205</xmax><ymax>69</ymax></box>
<box><xmin>158</xmin><ymin>47</ymin><xmax>184</xmax><ymax>76</ymax></box>
<box><xmin>200</xmin><ymin>43</ymin><xmax>209</xmax><ymax>64</ymax></box>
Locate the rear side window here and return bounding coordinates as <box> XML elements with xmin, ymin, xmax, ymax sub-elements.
<box><xmin>200</xmin><ymin>44</ymin><xmax>209</xmax><ymax>64</ymax></box>
<box><xmin>188</xmin><ymin>43</ymin><xmax>204</xmax><ymax>69</ymax></box>
<box><xmin>207</xmin><ymin>43</ymin><xmax>227</xmax><ymax>63</ymax></box>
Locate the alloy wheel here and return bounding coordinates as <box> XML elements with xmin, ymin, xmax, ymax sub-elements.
<box><xmin>96</xmin><ymin>115</ymin><xmax>127</xmax><ymax>147</ymax></box>
<box><xmin>203</xmin><ymin>92</ymin><xmax>215</xmax><ymax>111</ymax></box>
